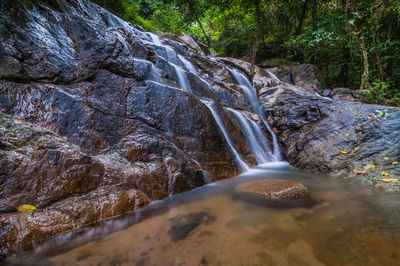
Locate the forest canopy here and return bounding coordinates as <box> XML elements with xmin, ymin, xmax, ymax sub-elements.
<box><xmin>93</xmin><ymin>0</ymin><xmax>400</xmax><ymax>106</ymax></box>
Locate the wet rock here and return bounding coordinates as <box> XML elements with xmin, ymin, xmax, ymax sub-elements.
<box><xmin>268</xmin><ymin>64</ymin><xmax>326</xmax><ymax>93</ymax></box>
<box><xmin>260</xmin><ymin>82</ymin><xmax>400</xmax><ymax>191</ymax></box>
<box><xmin>0</xmin><ymin>183</ymin><xmax>149</xmax><ymax>253</ymax></box>
<box><xmin>168</xmin><ymin>212</ymin><xmax>216</xmax><ymax>241</ymax></box>
<box><xmin>235</xmin><ymin>179</ymin><xmax>314</xmax><ymax>207</ymax></box>
<box><xmin>331</xmin><ymin>88</ymin><xmax>362</xmax><ymax>102</ymax></box>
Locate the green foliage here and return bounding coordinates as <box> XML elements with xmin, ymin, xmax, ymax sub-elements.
<box><xmin>364</xmin><ymin>80</ymin><xmax>400</xmax><ymax>106</ymax></box>
<box><xmin>93</xmin><ymin>0</ymin><xmax>400</xmax><ymax>106</ymax></box>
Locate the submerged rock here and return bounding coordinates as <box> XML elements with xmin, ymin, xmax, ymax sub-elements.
<box><xmin>168</xmin><ymin>212</ymin><xmax>216</xmax><ymax>241</ymax></box>
<box><xmin>235</xmin><ymin>179</ymin><xmax>314</xmax><ymax>207</ymax></box>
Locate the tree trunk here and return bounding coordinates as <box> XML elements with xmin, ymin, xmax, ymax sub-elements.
<box><xmin>356</xmin><ymin>33</ymin><xmax>370</xmax><ymax>90</ymax></box>
<box><xmin>342</xmin><ymin>0</ymin><xmax>370</xmax><ymax>90</ymax></box>
<box><xmin>195</xmin><ymin>16</ymin><xmax>211</xmax><ymax>48</ymax></box>
<box><xmin>296</xmin><ymin>0</ymin><xmax>309</xmax><ymax>35</ymax></box>
<box><xmin>311</xmin><ymin>0</ymin><xmax>317</xmax><ymax>30</ymax></box>
<box><xmin>250</xmin><ymin>0</ymin><xmax>260</xmax><ymax>82</ymax></box>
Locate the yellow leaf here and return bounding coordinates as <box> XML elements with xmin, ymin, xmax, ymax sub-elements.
<box><xmin>339</xmin><ymin>149</ymin><xmax>348</xmax><ymax>154</ymax></box>
<box><xmin>364</xmin><ymin>164</ymin><xmax>376</xmax><ymax>170</ymax></box>
<box><xmin>353</xmin><ymin>113</ymin><xmax>359</xmax><ymax>116</ymax></box>
<box><xmin>381</xmin><ymin>178</ymin><xmax>399</xmax><ymax>183</ymax></box>
<box><xmin>392</xmin><ymin>162</ymin><xmax>399</xmax><ymax>165</ymax></box>
<box><xmin>13</xmin><ymin>119</ymin><xmax>22</xmax><ymax>125</ymax></box>
<box><xmin>381</xmin><ymin>172</ymin><xmax>389</xmax><ymax>177</ymax></box>
<box><xmin>345</xmin><ymin>133</ymin><xmax>350</xmax><ymax>137</ymax></box>
<box><xmin>16</xmin><ymin>204</ymin><xmax>36</xmax><ymax>213</ymax></box>
<box><xmin>354</xmin><ymin>147</ymin><xmax>360</xmax><ymax>150</ymax></box>
<box><xmin>373</xmin><ymin>177</ymin><xmax>379</xmax><ymax>181</ymax></box>
<box><xmin>297</xmin><ymin>220</ymin><xmax>307</xmax><ymax>227</ymax></box>
<box><xmin>384</xmin><ymin>157</ymin><xmax>389</xmax><ymax>160</ymax></box>
<box><xmin>353</xmin><ymin>169</ymin><xmax>367</xmax><ymax>174</ymax></box>
<box><xmin>339</xmin><ymin>110</ymin><xmax>344</xmax><ymax>113</ymax></box>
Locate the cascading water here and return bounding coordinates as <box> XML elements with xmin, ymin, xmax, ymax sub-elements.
<box><xmin>148</xmin><ymin>32</ymin><xmax>161</xmax><ymax>46</ymax></box>
<box><xmin>229</xmin><ymin>68</ymin><xmax>282</xmax><ymax>161</ymax></box>
<box><xmin>227</xmin><ymin>108</ymin><xmax>274</xmax><ymax>163</ymax></box>
<box><xmin>178</xmin><ymin>55</ymin><xmax>197</xmax><ymax>74</ymax></box>
<box><xmin>171</xmin><ymin>63</ymin><xmax>193</xmax><ymax>93</ymax></box>
<box><xmin>201</xmin><ymin>100</ymin><xmax>250</xmax><ymax>172</ymax></box>
<box><xmin>266</xmin><ymin>70</ymin><xmax>281</xmax><ymax>83</ymax></box>
<box><xmin>145</xmin><ymin>33</ymin><xmax>282</xmax><ymax>171</ymax></box>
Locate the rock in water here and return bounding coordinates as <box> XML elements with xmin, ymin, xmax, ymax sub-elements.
<box><xmin>235</xmin><ymin>179</ymin><xmax>315</xmax><ymax>208</ymax></box>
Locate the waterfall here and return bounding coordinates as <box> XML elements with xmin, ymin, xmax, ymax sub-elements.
<box><xmin>201</xmin><ymin>100</ymin><xmax>250</xmax><ymax>172</ymax></box>
<box><xmin>266</xmin><ymin>70</ymin><xmax>281</xmax><ymax>83</ymax></box>
<box><xmin>228</xmin><ymin>108</ymin><xmax>275</xmax><ymax>163</ymax></box>
<box><xmin>148</xmin><ymin>32</ymin><xmax>161</xmax><ymax>46</ymax></box>
<box><xmin>229</xmin><ymin>68</ymin><xmax>282</xmax><ymax>161</ymax></box>
<box><xmin>145</xmin><ymin>34</ymin><xmax>281</xmax><ymax>171</ymax></box>
<box><xmin>178</xmin><ymin>55</ymin><xmax>197</xmax><ymax>74</ymax></box>
<box><xmin>171</xmin><ymin>63</ymin><xmax>192</xmax><ymax>93</ymax></box>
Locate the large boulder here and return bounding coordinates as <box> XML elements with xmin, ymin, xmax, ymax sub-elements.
<box><xmin>0</xmin><ymin>113</ymin><xmax>149</xmax><ymax>255</ymax></box>
<box><xmin>235</xmin><ymin>179</ymin><xmax>314</xmax><ymax>208</ymax></box>
<box><xmin>268</xmin><ymin>64</ymin><xmax>326</xmax><ymax>93</ymax></box>
<box><xmin>259</xmin><ymin>84</ymin><xmax>400</xmax><ymax>191</ymax></box>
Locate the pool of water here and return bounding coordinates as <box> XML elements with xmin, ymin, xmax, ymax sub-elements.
<box><xmin>11</xmin><ymin>164</ymin><xmax>400</xmax><ymax>265</ymax></box>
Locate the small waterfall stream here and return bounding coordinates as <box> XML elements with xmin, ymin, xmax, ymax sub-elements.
<box><xmin>227</xmin><ymin>108</ymin><xmax>274</xmax><ymax>164</ymax></box>
<box><xmin>229</xmin><ymin>68</ymin><xmax>282</xmax><ymax>161</ymax></box>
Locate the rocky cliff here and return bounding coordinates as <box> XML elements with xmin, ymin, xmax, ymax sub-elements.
<box><xmin>0</xmin><ymin>0</ymin><xmax>267</xmax><ymax>255</ymax></box>
<box><xmin>1</xmin><ymin>0</ymin><xmax>399</xmax><ymax>258</ymax></box>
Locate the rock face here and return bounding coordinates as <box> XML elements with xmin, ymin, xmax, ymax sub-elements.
<box><xmin>0</xmin><ymin>0</ymin><xmax>267</xmax><ymax>254</ymax></box>
<box><xmin>235</xmin><ymin>179</ymin><xmax>313</xmax><ymax>207</ymax></box>
<box><xmin>222</xmin><ymin>58</ymin><xmax>400</xmax><ymax>192</ymax></box>
<box><xmin>257</xmin><ymin>76</ymin><xmax>400</xmax><ymax>192</ymax></box>
<box><xmin>267</xmin><ymin>64</ymin><xmax>326</xmax><ymax>93</ymax></box>
<box><xmin>0</xmin><ymin>113</ymin><xmax>149</xmax><ymax>256</ymax></box>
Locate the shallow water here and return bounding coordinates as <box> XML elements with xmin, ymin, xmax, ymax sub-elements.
<box><xmin>13</xmin><ymin>164</ymin><xmax>400</xmax><ymax>265</ymax></box>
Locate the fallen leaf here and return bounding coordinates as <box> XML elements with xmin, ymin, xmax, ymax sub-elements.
<box><xmin>339</xmin><ymin>110</ymin><xmax>344</xmax><ymax>113</ymax></box>
<box><xmin>297</xmin><ymin>220</ymin><xmax>307</xmax><ymax>227</ymax></box>
<box><xmin>13</xmin><ymin>120</ymin><xmax>22</xmax><ymax>125</ymax></box>
<box><xmin>395</xmin><ymin>131</ymin><xmax>399</xmax><ymax>134</ymax></box>
<box><xmin>353</xmin><ymin>113</ymin><xmax>359</xmax><ymax>116</ymax></box>
<box><xmin>353</xmin><ymin>169</ymin><xmax>367</xmax><ymax>174</ymax></box>
<box><xmin>354</xmin><ymin>147</ymin><xmax>360</xmax><ymax>150</ymax></box>
<box><xmin>373</xmin><ymin>177</ymin><xmax>379</xmax><ymax>181</ymax></box>
<box><xmin>392</xmin><ymin>162</ymin><xmax>398</xmax><ymax>165</ymax></box>
<box><xmin>345</xmin><ymin>133</ymin><xmax>350</xmax><ymax>137</ymax></box>
<box><xmin>384</xmin><ymin>157</ymin><xmax>389</xmax><ymax>160</ymax></box>
<box><xmin>368</xmin><ymin>115</ymin><xmax>372</xmax><ymax>119</ymax></box>
<box><xmin>381</xmin><ymin>172</ymin><xmax>389</xmax><ymax>177</ymax></box>
<box><xmin>381</xmin><ymin>178</ymin><xmax>399</xmax><ymax>183</ymax></box>
<box><xmin>364</xmin><ymin>164</ymin><xmax>376</xmax><ymax>170</ymax></box>
<box><xmin>16</xmin><ymin>204</ymin><xmax>36</xmax><ymax>213</ymax></box>
<box><xmin>339</xmin><ymin>149</ymin><xmax>347</xmax><ymax>154</ymax></box>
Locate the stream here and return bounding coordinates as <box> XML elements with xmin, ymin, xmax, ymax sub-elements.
<box><xmin>12</xmin><ymin>163</ymin><xmax>400</xmax><ymax>265</ymax></box>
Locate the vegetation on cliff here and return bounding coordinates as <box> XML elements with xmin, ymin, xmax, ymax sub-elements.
<box><xmin>92</xmin><ymin>0</ymin><xmax>400</xmax><ymax>106</ymax></box>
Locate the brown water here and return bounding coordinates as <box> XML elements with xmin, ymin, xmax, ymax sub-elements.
<box><xmin>12</xmin><ymin>164</ymin><xmax>400</xmax><ymax>265</ymax></box>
